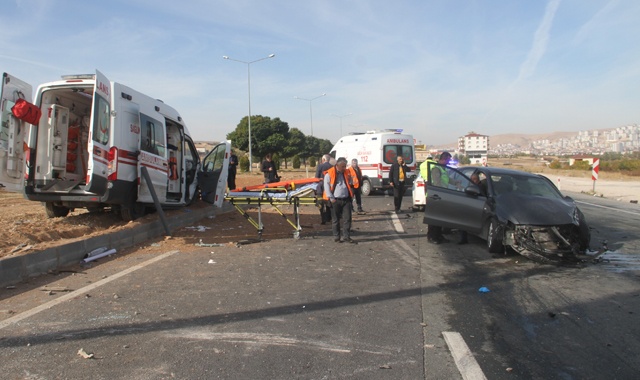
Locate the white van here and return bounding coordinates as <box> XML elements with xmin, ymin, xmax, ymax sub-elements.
<box><xmin>0</xmin><ymin>70</ymin><xmax>229</xmax><ymax>220</ymax></box>
<box><xmin>330</xmin><ymin>130</ymin><xmax>416</xmax><ymax>195</ymax></box>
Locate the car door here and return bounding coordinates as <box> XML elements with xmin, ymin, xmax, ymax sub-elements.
<box><xmin>424</xmin><ymin>164</ymin><xmax>487</xmax><ymax>234</ymax></box>
<box><xmin>0</xmin><ymin>73</ymin><xmax>32</xmax><ymax>192</ymax></box>
<box><xmin>197</xmin><ymin>141</ymin><xmax>230</xmax><ymax>207</ymax></box>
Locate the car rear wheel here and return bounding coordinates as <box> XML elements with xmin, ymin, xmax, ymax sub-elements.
<box><xmin>487</xmin><ymin>218</ymin><xmax>504</xmax><ymax>254</ymax></box>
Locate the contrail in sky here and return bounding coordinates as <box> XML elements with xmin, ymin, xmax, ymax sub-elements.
<box><xmin>479</xmin><ymin>0</ymin><xmax>560</xmax><ymax>127</ymax></box>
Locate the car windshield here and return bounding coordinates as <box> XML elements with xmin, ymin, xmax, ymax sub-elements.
<box><xmin>491</xmin><ymin>173</ymin><xmax>562</xmax><ymax>199</ymax></box>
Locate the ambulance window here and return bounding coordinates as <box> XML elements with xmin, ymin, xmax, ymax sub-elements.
<box><xmin>383</xmin><ymin>145</ymin><xmax>398</xmax><ymax>164</ymax></box>
<box><xmin>400</xmin><ymin>146</ymin><xmax>414</xmax><ymax>162</ymax></box>
<box><xmin>92</xmin><ymin>94</ymin><xmax>110</xmax><ymax>145</ymax></box>
<box><xmin>140</xmin><ymin>114</ymin><xmax>166</xmax><ymax>156</ymax></box>
<box><xmin>202</xmin><ymin>144</ymin><xmax>225</xmax><ymax>173</ymax></box>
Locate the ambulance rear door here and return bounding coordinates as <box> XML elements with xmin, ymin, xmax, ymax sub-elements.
<box><xmin>0</xmin><ymin>73</ymin><xmax>32</xmax><ymax>192</ymax></box>
<box><xmin>85</xmin><ymin>70</ymin><xmax>111</xmax><ymax>195</ymax></box>
<box><xmin>198</xmin><ymin>141</ymin><xmax>230</xmax><ymax>207</ymax></box>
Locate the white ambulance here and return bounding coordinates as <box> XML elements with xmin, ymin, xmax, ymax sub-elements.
<box><xmin>0</xmin><ymin>70</ymin><xmax>229</xmax><ymax>220</ymax></box>
<box><xmin>330</xmin><ymin>129</ymin><xmax>416</xmax><ymax>195</ymax></box>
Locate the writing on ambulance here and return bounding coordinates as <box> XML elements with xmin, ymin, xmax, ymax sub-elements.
<box><xmin>97</xmin><ymin>81</ymin><xmax>110</xmax><ymax>97</ymax></box>
<box><xmin>386</xmin><ymin>138</ymin><xmax>409</xmax><ymax>144</ymax></box>
<box><xmin>140</xmin><ymin>152</ymin><xmax>165</xmax><ymax>167</ymax></box>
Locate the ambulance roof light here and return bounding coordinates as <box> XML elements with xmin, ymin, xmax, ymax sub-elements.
<box><xmin>61</xmin><ymin>74</ymin><xmax>95</xmax><ymax>81</ymax></box>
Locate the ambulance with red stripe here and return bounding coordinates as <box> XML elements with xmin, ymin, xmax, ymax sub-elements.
<box><xmin>0</xmin><ymin>70</ymin><xmax>229</xmax><ymax>220</ymax></box>
<box><xmin>330</xmin><ymin>129</ymin><xmax>416</xmax><ymax>196</ymax></box>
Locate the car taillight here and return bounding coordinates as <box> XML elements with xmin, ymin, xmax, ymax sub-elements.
<box><xmin>107</xmin><ymin>147</ymin><xmax>118</xmax><ymax>181</ymax></box>
<box><xmin>377</xmin><ymin>163</ymin><xmax>383</xmax><ymax>179</ymax></box>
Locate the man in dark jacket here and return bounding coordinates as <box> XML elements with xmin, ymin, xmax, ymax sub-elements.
<box><xmin>388</xmin><ymin>155</ymin><xmax>409</xmax><ymax>213</ymax></box>
<box><xmin>349</xmin><ymin>158</ymin><xmax>364</xmax><ymax>213</ymax></box>
<box><xmin>227</xmin><ymin>149</ymin><xmax>238</xmax><ymax>191</ymax></box>
<box><xmin>261</xmin><ymin>153</ymin><xmax>279</xmax><ymax>183</ymax></box>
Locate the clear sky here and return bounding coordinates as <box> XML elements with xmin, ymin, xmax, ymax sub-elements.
<box><xmin>1</xmin><ymin>0</ymin><xmax>638</xmax><ymax>147</ymax></box>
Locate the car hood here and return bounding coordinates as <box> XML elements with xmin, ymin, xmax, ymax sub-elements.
<box><xmin>494</xmin><ymin>193</ymin><xmax>579</xmax><ymax>225</ymax></box>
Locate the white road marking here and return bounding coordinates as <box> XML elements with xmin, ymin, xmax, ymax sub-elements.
<box><xmin>390</xmin><ymin>211</ymin><xmax>405</xmax><ymax>233</ymax></box>
<box><xmin>0</xmin><ymin>250</ymin><xmax>177</xmax><ymax>330</ymax></box>
<box><xmin>576</xmin><ymin>200</ymin><xmax>640</xmax><ymax>216</ymax></box>
<box><xmin>443</xmin><ymin>331</ymin><xmax>488</xmax><ymax>380</ymax></box>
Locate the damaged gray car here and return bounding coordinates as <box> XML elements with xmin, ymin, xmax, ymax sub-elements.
<box><xmin>423</xmin><ymin>165</ymin><xmax>590</xmax><ymax>264</ymax></box>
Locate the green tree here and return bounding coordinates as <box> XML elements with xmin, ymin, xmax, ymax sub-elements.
<box><xmin>282</xmin><ymin>128</ymin><xmax>306</xmax><ymax>169</ymax></box>
<box><xmin>239</xmin><ymin>155</ymin><xmax>250</xmax><ymax>172</ymax></box>
<box><xmin>300</xmin><ymin>136</ymin><xmax>321</xmax><ymax>167</ymax></box>
<box><xmin>292</xmin><ymin>155</ymin><xmax>301</xmax><ymax>169</ymax></box>
<box><xmin>318</xmin><ymin>139</ymin><xmax>334</xmax><ymax>156</ymax></box>
<box><xmin>226</xmin><ymin>115</ymin><xmax>290</xmax><ymax>164</ymax></box>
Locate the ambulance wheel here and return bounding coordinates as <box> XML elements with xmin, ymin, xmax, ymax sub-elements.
<box><xmin>45</xmin><ymin>202</ymin><xmax>70</xmax><ymax>218</ymax></box>
<box><xmin>120</xmin><ymin>197</ymin><xmax>145</xmax><ymax>221</ymax></box>
<box><xmin>361</xmin><ymin>179</ymin><xmax>372</xmax><ymax>196</ymax></box>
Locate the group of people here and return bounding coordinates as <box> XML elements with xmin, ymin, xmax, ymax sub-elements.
<box><xmin>228</xmin><ymin>149</ymin><xmax>469</xmax><ymax>247</ymax></box>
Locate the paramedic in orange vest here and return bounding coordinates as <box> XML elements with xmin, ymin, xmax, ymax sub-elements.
<box><xmin>323</xmin><ymin>157</ymin><xmax>357</xmax><ymax>244</ymax></box>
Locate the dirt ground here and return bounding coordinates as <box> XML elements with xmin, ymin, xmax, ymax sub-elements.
<box><xmin>0</xmin><ymin>170</ymin><xmax>322</xmax><ymax>261</ymax></box>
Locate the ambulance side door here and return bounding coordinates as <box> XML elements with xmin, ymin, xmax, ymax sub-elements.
<box><xmin>85</xmin><ymin>70</ymin><xmax>111</xmax><ymax>195</ymax></box>
<box><xmin>197</xmin><ymin>141</ymin><xmax>230</xmax><ymax>207</ymax></box>
<box><xmin>137</xmin><ymin>114</ymin><xmax>168</xmax><ymax>203</ymax></box>
<box><xmin>0</xmin><ymin>73</ymin><xmax>32</xmax><ymax>192</ymax></box>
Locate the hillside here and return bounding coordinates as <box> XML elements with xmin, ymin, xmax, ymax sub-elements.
<box><xmin>439</xmin><ymin>129</ymin><xmax>616</xmax><ymax>150</ymax></box>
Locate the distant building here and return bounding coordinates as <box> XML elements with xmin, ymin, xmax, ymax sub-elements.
<box><xmin>458</xmin><ymin>132</ymin><xmax>489</xmax><ymax>165</ymax></box>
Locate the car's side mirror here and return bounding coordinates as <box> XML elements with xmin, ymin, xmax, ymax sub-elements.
<box><xmin>464</xmin><ymin>185</ymin><xmax>482</xmax><ymax>197</ymax></box>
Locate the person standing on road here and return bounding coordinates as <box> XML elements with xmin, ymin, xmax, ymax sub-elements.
<box><xmin>349</xmin><ymin>158</ymin><xmax>364</xmax><ymax>213</ymax></box>
<box><xmin>227</xmin><ymin>149</ymin><xmax>238</xmax><ymax>191</ymax></box>
<box><xmin>389</xmin><ymin>155</ymin><xmax>409</xmax><ymax>213</ymax></box>
<box><xmin>425</xmin><ymin>151</ymin><xmax>452</xmax><ymax>244</ymax></box>
<box><xmin>261</xmin><ymin>153</ymin><xmax>279</xmax><ymax>184</ymax></box>
<box><xmin>315</xmin><ymin>154</ymin><xmax>333</xmax><ymax>224</ymax></box>
<box><xmin>323</xmin><ymin>157</ymin><xmax>357</xmax><ymax>244</ymax></box>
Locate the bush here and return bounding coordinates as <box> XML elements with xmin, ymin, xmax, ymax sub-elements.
<box><xmin>309</xmin><ymin>156</ymin><xmax>317</xmax><ymax>167</ymax></box>
<box><xmin>549</xmin><ymin>160</ymin><xmax>562</xmax><ymax>169</ymax></box>
<box><xmin>570</xmin><ymin>161</ymin><xmax>591</xmax><ymax>171</ymax></box>
<box><xmin>292</xmin><ymin>155</ymin><xmax>301</xmax><ymax>169</ymax></box>
<box><xmin>239</xmin><ymin>156</ymin><xmax>250</xmax><ymax>172</ymax></box>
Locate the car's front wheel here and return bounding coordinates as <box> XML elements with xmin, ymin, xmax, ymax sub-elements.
<box><xmin>487</xmin><ymin>218</ymin><xmax>504</xmax><ymax>254</ymax></box>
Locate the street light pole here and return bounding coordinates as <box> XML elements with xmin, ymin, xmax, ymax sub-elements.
<box><xmin>331</xmin><ymin>113</ymin><xmax>352</xmax><ymax>136</ymax></box>
<box><xmin>223</xmin><ymin>53</ymin><xmax>275</xmax><ymax>172</ymax></box>
<box><xmin>294</xmin><ymin>93</ymin><xmax>326</xmax><ymax>136</ymax></box>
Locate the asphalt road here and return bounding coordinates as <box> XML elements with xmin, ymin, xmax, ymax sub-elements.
<box><xmin>1</xmin><ymin>191</ymin><xmax>639</xmax><ymax>379</ymax></box>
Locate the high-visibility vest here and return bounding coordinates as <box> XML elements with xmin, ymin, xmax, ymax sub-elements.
<box><xmin>323</xmin><ymin>166</ymin><xmax>354</xmax><ymax>200</ymax></box>
<box><xmin>347</xmin><ymin>166</ymin><xmax>360</xmax><ymax>189</ymax></box>
<box><xmin>420</xmin><ymin>159</ymin><xmax>436</xmax><ymax>180</ymax></box>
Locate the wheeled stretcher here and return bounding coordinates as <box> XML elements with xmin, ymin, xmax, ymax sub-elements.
<box><xmin>224</xmin><ymin>182</ymin><xmax>321</xmax><ymax>239</ymax></box>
